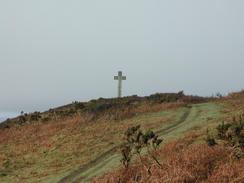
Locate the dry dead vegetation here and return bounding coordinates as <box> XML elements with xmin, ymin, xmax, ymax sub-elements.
<box><xmin>93</xmin><ymin>136</ymin><xmax>244</xmax><ymax>183</ymax></box>
<box><xmin>92</xmin><ymin>91</ymin><xmax>244</xmax><ymax>183</ymax></box>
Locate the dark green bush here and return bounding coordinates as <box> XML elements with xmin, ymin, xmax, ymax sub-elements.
<box><xmin>216</xmin><ymin>115</ymin><xmax>244</xmax><ymax>147</ymax></box>
<box><xmin>206</xmin><ymin>129</ymin><xmax>217</xmax><ymax>147</ymax></box>
<box><xmin>239</xmin><ymin>137</ymin><xmax>244</xmax><ymax>148</ymax></box>
<box><xmin>121</xmin><ymin>125</ymin><xmax>163</xmax><ymax>171</ymax></box>
<box><xmin>73</xmin><ymin>101</ymin><xmax>85</xmax><ymax>110</ymax></box>
<box><xmin>206</xmin><ymin>136</ymin><xmax>217</xmax><ymax>146</ymax></box>
<box><xmin>30</xmin><ymin>112</ymin><xmax>41</xmax><ymax>121</ymax></box>
<box><xmin>146</xmin><ymin>92</ymin><xmax>184</xmax><ymax>103</ymax></box>
<box><xmin>216</xmin><ymin>121</ymin><xmax>232</xmax><ymax>139</ymax></box>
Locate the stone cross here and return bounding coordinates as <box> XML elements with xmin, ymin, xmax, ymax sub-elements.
<box><xmin>114</xmin><ymin>71</ymin><xmax>126</xmax><ymax>98</ymax></box>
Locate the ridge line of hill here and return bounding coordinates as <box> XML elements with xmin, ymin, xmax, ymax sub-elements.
<box><xmin>0</xmin><ymin>92</ymin><xmax>209</xmax><ymax>129</ymax></box>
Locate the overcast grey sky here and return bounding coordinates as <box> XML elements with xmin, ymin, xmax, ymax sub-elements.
<box><xmin>0</xmin><ymin>0</ymin><xmax>244</xmax><ymax>112</ymax></box>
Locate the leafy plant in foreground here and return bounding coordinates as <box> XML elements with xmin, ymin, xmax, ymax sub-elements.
<box><xmin>208</xmin><ymin>114</ymin><xmax>244</xmax><ymax>159</ymax></box>
<box><xmin>120</xmin><ymin>125</ymin><xmax>163</xmax><ymax>175</ymax></box>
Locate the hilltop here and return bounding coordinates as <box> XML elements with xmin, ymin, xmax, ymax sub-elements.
<box><xmin>0</xmin><ymin>91</ymin><xmax>243</xmax><ymax>183</ymax></box>
<box><xmin>0</xmin><ymin>92</ymin><xmax>206</xmax><ymax>129</ymax></box>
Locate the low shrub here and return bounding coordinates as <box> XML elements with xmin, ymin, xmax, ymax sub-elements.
<box><xmin>120</xmin><ymin>125</ymin><xmax>163</xmax><ymax>172</ymax></box>
<box><xmin>216</xmin><ymin>114</ymin><xmax>244</xmax><ymax>148</ymax></box>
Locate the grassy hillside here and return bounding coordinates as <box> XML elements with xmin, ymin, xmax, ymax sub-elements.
<box><xmin>93</xmin><ymin>92</ymin><xmax>244</xmax><ymax>183</ymax></box>
<box><xmin>0</xmin><ymin>104</ymin><xmax>184</xmax><ymax>182</ymax></box>
<box><xmin>59</xmin><ymin>103</ymin><xmax>222</xmax><ymax>183</ymax></box>
<box><xmin>1</xmin><ymin>91</ymin><xmax>243</xmax><ymax>183</ymax></box>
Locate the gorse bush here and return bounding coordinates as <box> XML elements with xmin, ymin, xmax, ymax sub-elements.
<box><xmin>205</xmin><ymin>129</ymin><xmax>217</xmax><ymax>146</ymax></box>
<box><xmin>146</xmin><ymin>91</ymin><xmax>184</xmax><ymax>103</ymax></box>
<box><xmin>205</xmin><ymin>114</ymin><xmax>244</xmax><ymax>160</ymax></box>
<box><xmin>216</xmin><ymin>121</ymin><xmax>232</xmax><ymax>139</ymax></box>
<box><xmin>216</xmin><ymin>114</ymin><xmax>244</xmax><ymax>148</ymax></box>
<box><xmin>120</xmin><ymin>126</ymin><xmax>163</xmax><ymax>175</ymax></box>
<box><xmin>30</xmin><ymin>112</ymin><xmax>41</xmax><ymax>121</ymax></box>
<box><xmin>206</xmin><ymin>136</ymin><xmax>217</xmax><ymax>147</ymax></box>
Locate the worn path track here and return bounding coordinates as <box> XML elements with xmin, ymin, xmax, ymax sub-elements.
<box><xmin>58</xmin><ymin>103</ymin><xmax>218</xmax><ymax>183</ymax></box>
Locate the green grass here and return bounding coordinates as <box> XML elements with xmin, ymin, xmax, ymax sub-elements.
<box><xmin>163</xmin><ymin>103</ymin><xmax>222</xmax><ymax>140</ymax></box>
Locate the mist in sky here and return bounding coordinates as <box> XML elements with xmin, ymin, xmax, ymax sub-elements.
<box><xmin>0</xmin><ymin>0</ymin><xmax>244</xmax><ymax>113</ymax></box>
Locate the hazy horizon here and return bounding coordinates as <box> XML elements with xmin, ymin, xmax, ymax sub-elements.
<box><xmin>1</xmin><ymin>0</ymin><xmax>244</xmax><ymax>114</ymax></box>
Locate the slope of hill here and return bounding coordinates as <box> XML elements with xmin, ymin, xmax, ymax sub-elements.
<box><xmin>58</xmin><ymin>103</ymin><xmax>222</xmax><ymax>183</ymax></box>
<box><xmin>92</xmin><ymin>91</ymin><xmax>244</xmax><ymax>183</ymax></box>
<box><xmin>1</xmin><ymin>91</ymin><xmax>239</xmax><ymax>183</ymax></box>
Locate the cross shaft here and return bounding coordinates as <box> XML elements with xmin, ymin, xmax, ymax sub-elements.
<box><xmin>114</xmin><ymin>71</ymin><xmax>126</xmax><ymax>98</ymax></box>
